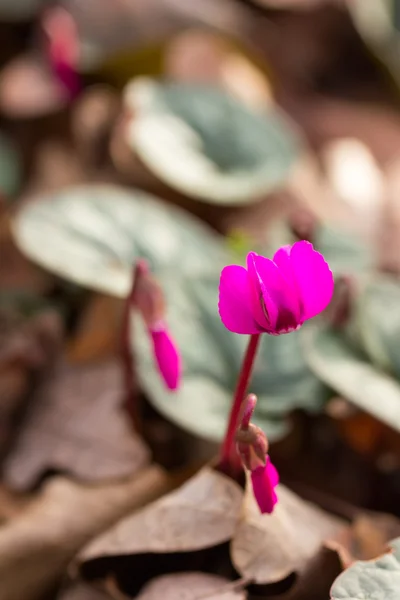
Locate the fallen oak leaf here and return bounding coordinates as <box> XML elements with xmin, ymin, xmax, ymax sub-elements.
<box><xmin>3</xmin><ymin>360</ymin><xmax>149</xmax><ymax>489</ymax></box>
<box><xmin>231</xmin><ymin>477</ymin><xmax>346</xmax><ymax>585</ymax></box>
<box><xmin>0</xmin><ymin>465</ymin><xmax>169</xmax><ymax>600</ymax></box>
<box><xmin>78</xmin><ymin>466</ymin><xmax>243</xmax><ymax>562</ymax></box>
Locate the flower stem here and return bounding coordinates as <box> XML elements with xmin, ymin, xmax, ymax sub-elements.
<box><xmin>219</xmin><ymin>333</ymin><xmax>261</xmax><ymax>474</ymax></box>
<box><xmin>121</xmin><ymin>267</ymin><xmax>141</xmax><ymax>432</ymax></box>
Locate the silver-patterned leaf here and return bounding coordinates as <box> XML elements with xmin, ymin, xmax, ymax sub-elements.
<box><xmin>303</xmin><ymin>324</ymin><xmax>400</xmax><ymax>432</ymax></box>
<box><xmin>330</xmin><ymin>537</ymin><xmax>400</xmax><ymax>600</ymax></box>
<box><xmin>355</xmin><ymin>276</ymin><xmax>400</xmax><ymax>378</ymax></box>
<box><xmin>267</xmin><ymin>218</ymin><xmax>373</xmax><ymax>277</ymax></box>
<box><xmin>132</xmin><ymin>271</ymin><xmax>327</xmax><ymax>443</ymax></box>
<box><xmin>12</xmin><ymin>184</ymin><xmax>229</xmax><ymax>297</ymax></box>
<box><xmin>125</xmin><ymin>78</ymin><xmax>299</xmax><ymax>205</ymax></box>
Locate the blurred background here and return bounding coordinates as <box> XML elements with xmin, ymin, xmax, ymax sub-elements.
<box><xmin>3</xmin><ymin>0</ymin><xmax>400</xmax><ymax>598</ymax></box>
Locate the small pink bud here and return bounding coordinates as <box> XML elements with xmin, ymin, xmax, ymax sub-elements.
<box><xmin>131</xmin><ymin>260</ymin><xmax>181</xmax><ymax>391</ymax></box>
<box><xmin>150</xmin><ymin>324</ymin><xmax>181</xmax><ymax>391</ymax></box>
<box><xmin>131</xmin><ymin>260</ymin><xmax>166</xmax><ymax>329</ymax></box>
<box><xmin>251</xmin><ymin>457</ymin><xmax>279</xmax><ymax>514</ymax></box>
<box><xmin>236</xmin><ymin>394</ymin><xmax>279</xmax><ymax>514</ymax></box>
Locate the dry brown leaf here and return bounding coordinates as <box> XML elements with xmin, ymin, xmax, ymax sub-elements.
<box><xmin>231</xmin><ymin>480</ymin><xmax>345</xmax><ymax>585</ymax></box>
<box><xmin>0</xmin><ymin>465</ymin><xmax>169</xmax><ymax>600</ymax></box>
<box><xmin>334</xmin><ymin>511</ymin><xmax>400</xmax><ymax>566</ymax></box>
<box><xmin>3</xmin><ymin>360</ymin><xmax>149</xmax><ymax>489</ymax></box>
<box><xmin>57</xmin><ymin>582</ymin><xmax>112</xmax><ymax>600</ymax></box>
<box><xmin>135</xmin><ymin>572</ymin><xmax>246</xmax><ymax>600</ymax></box>
<box><xmin>79</xmin><ymin>466</ymin><xmax>243</xmax><ymax>562</ymax></box>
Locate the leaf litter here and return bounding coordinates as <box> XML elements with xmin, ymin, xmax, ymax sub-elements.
<box><xmin>3</xmin><ymin>359</ymin><xmax>150</xmax><ymax>490</ymax></box>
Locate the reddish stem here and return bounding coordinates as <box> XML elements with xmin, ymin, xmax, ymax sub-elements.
<box><xmin>121</xmin><ymin>267</ymin><xmax>141</xmax><ymax>431</ymax></box>
<box><xmin>219</xmin><ymin>333</ymin><xmax>261</xmax><ymax>474</ymax></box>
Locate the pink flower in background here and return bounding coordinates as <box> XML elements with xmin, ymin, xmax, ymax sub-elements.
<box><xmin>251</xmin><ymin>458</ymin><xmax>279</xmax><ymax>514</ymax></box>
<box><xmin>219</xmin><ymin>241</ymin><xmax>333</xmax><ymax>335</ymax></box>
<box><xmin>131</xmin><ymin>260</ymin><xmax>181</xmax><ymax>391</ymax></box>
<box><xmin>42</xmin><ymin>7</ymin><xmax>81</xmax><ymax>98</ymax></box>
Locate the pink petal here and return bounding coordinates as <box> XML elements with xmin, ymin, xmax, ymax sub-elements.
<box><xmin>218</xmin><ymin>265</ymin><xmax>260</xmax><ymax>334</ymax></box>
<box><xmin>150</xmin><ymin>327</ymin><xmax>181</xmax><ymax>391</ymax></box>
<box><xmin>251</xmin><ymin>463</ymin><xmax>279</xmax><ymax>514</ymax></box>
<box><xmin>247</xmin><ymin>252</ymin><xmax>301</xmax><ymax>333</ymax></box>
<box><xmin>246</xmin><ymin>252</ymin><xmax>278</xmax><ymax>332</ymax></box>
<box><xmin>266</xmin><ymin>456</ymin><xmax>279</xmax><ymax>487</ymax></box>
<box><xmin>288</xmin><ymin>241</ymin><xmax>334</xmax><ymax>320</ymax></box>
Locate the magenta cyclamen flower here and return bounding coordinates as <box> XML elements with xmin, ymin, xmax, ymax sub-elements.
<box><xmin>131</xmin><ymin>261</ymin><xmax>181</xmax><ymax>391</ymax></box>
<box><xmin>219</xmin><ymin>241</ymin><xmax>334</xmax><ymax>335</ymax></box>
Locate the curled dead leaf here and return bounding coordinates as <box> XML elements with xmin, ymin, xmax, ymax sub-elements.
<box><xmin>79</xmin><ymin>466</ymin><xmax>243</xmax><ymax>562</ymax></box>
<box><xmin>57</xmin><ymin>582</ymin><xmax>112</xmax><ymax>600</ymax></box>
<box><xmin>231</xmin><ymin>479</ymin><xmax>345</xmax><ymax>585</ymax></box>
<box><xmin>333</xmin><ymin>511</ymin><xmax>400</xmax><ymax>567</ymax></box>
<box><xmin>135</xmin><ymin>572</ymin><xmax>246</xmax><ymax>600</ymax></box>
<box><xmin>0</xmin><ymin>466</ymin><xmax>169</xmax><ymax>600</ymax></box>
<box><xmin>3</xmin><ymin>360</ymin><xmax>149</xmax><ymax>489</ymax></box>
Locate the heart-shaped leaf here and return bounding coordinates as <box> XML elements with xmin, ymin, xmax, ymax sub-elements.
<box><xmin>267</xmin><ymin>218</ymin><xmax>373</xmax><ymax>277</ymax></box>
<box><xmin>349</xmin><ymin>0</ymin><xmax>400</xmax><ymax>88</ymax></box>
<box><xmin>354</xmin><ymin>276</ymin><xmax>400</xmax><ymax>378</ymax></box>
<box><xmin>131</xmin><ymin>271</ymin><xmax>327</xmax><ymax>443</ymax></box>
<box><xmin>125</xmin><ymin>78</ymin><xmax>299</xmax><ymax>205</ymax></box>
<box><xmin>231</xmin><ymin>476</ymin><xmax>345</xmax><ymax>584</ymax></box>
<box><xmin>330</xmin><ymin>537</ymin><xmax>400</xmax><ymax>600</ymax></box>
<box><xmin>303</xmin><ymin>324</ymin><xmax>400</xmax><ymax>433</ymax></box>
<box><xmin>12</xmin><ymin>184</ymin><xmax>230</xmax><ymax>297</ymax></box>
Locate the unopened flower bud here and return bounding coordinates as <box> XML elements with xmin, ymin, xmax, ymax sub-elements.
<box><xmin>235</xmin><ymin>394</ymin><xmax>279</xmax><ymax>514</ymax></box>
<box><xmin>131</xmin><ymin>260</ymin><xmax>166</xmax><ymax>329</ymax></box>
<box><xmin>131</xmin><ymin>260</ymin><xmax>181</xmax><ymax>391</ymax></box>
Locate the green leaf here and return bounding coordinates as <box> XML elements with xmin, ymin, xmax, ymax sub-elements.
<box><xmin>12</xmin><ymin>184</ymin><xmax>230</xmax><ymax>297</ymax></box>
<box><xmin>125</xmin><ymin>78</ymin><xmax>299</xmax><ymax>205</ymax></box>
<box><xmin>267</xmin><ymin>219</ymin><xmax>373</xmax><ymax>277</ymax></box>
<box><xmin>303</xmin><ymin>324</ymin><xmax>400</xmax><ymax>433</ymax></box>
<box><xmin>355</xmin><ymin>276</ymin><xmax>400</xmax><ymax>379</ymax></box>
<box><xmin>330</xmin><ymin>537</ymin><xmax>400</xmax><ymax>600</ymax></box>
<box><xmin>349</xmin><ymin>0</ymin><xmax>400</xmax><ymax>89</ymax></box>
<box><xmin>0</xmin><ymin>133</ymin><xmax>20</xmax><ymax>200</ymax></box>
<box><xmin>131</xmin><ymin>271</ymin><xmax>327</xmax><ymax>443</ymax></box>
